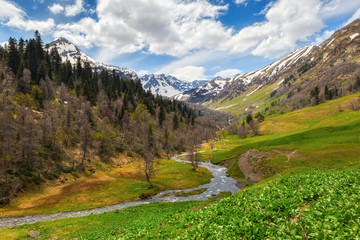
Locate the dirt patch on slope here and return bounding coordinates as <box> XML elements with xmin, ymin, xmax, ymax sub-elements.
<box><xmin>238</xmin><ymin>149</ymin><xmax>296</xmax><ymax>181</ymax></box>
<box><xmin>238</xmin><ymin>149</ymin><xmax>270</xmax><ymax>181</ymax></box>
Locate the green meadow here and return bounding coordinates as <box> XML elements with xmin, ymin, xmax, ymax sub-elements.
<box><xmin>1</xmin><ymin>93</ymin><xmax>360</xmax><ymax>239</ymax></box>
<box><xmin>0</xmin><ymin>159</ymin><xmax>211</xmax><ymax>218</ymax></box>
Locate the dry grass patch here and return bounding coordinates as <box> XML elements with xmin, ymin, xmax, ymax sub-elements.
<box><xmin>0</xmin><ymin>158</ymin><xmax>212</xmax><ymax>217</ymax></box>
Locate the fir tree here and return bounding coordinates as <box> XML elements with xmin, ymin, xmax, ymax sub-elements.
<box><xmin>7</xmin><ymin>38</ymin><xmax>20</xmax><ymax>75</ymax></box>
<box><xmin>24</xmin><ymin>39</ymin><xmax>39</xmax><ymax>80</ymax></box>
<box><xmin>173</xmin><ymin>113</ymin><xmax>179</xmax><ymax>130</ymax></box>
<box><xmin>158</xmin><ymin>105</ymin><xmax>166</xmax><ymax>126</ymax></box>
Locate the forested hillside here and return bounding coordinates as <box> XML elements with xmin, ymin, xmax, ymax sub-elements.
<box><xmin>0</xmin><ymin>32</ymin><xmax>218</xmax><ymax>205</ymax></box>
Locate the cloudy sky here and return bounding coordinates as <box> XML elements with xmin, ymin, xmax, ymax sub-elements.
<box><xmin>1</xmin><ymin>0</ymin><xmax>360</xmax><ymax>81</ymax></box>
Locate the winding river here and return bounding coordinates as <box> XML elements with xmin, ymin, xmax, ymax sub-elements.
<box><xmin>0</xmin><ymin>152</ymin><xmax>240</xmax><ymax>228</ymax></box>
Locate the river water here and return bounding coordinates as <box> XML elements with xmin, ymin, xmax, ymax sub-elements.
<box><xmin>0</xmin><ymin>152</ymin><xmax>240</xmax><ymax>228</ymax></box>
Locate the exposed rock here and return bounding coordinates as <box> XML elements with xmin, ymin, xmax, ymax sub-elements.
<box><xmin>27</xmin><ymin>231</ymin><xmax>41</xmax><ymax>238</ymax></box>
<box><xmin>139</xmin><ymin>192</ymin><xmax>152</xmax><ymax>199</ymax></box>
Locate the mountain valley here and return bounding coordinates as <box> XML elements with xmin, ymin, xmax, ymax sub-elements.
<box><xmin>0</xmin><ymin>3</ymin><xmax>360</xmax><ymax>239</ymax></box>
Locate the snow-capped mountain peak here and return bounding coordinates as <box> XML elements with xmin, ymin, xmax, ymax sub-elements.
<box><xmin>140</xmin><ymin>74</ymin><xmax>208</xmax><ymax>98</ymax></box>
<box><xmin>45</xmin><ymin>38</ymin><xmax>138</xmax><ymax>80</ymax></box>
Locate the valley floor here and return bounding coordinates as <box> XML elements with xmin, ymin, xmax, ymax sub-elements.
<box><xmin>0</xmin><ymin>159</ymin><xmax>211</xmax><ymax>218</ymax></box>
<box><xmin>1</xmin><ymin>93</ymin><xmax>360</xmax><ymax>239</ymax></box>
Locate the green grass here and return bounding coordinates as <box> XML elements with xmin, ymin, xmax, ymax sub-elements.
<box><xmin>200</xmin><ymin>93</ymin><xmax>360</xmax><ymax>180</ymax></box>
<box><xmin>0</xmin><ymin>159</ymin><xmax>212</xmax><ymax>217</ymax></box>
<box><xmin>142</xmin><ymin>169</ymin><xmax>360</xmax><ymax>239</ymax></box>
<box><xmin>209</xmin><ymin>79</ymin><xmax>284</xmax><ymax>115</ymax></box>
<box><xmin>2</xmin><ymin>170</ymin><xmax>359</xmax><ymax>239</ymax></box>
<box><xmin>0</xmin><ymin>196</ymin><xmax>228</xmax><ymax>240</ymax></box>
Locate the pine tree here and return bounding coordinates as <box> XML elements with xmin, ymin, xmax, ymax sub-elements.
<box><xmin>246</xmin><ymin>114</ymin><xmax>253</xmax><ymax>124</ymax></box>
<box><xmin>76</xmin><ymin>57</ymin><xmax>82</xmax><ymax>80</ymax></box>
<box><xmin>50</xmin><ymin>47</ymin><xmax>61</xmax><ymax>73</ymax></box>
<box><xmin>16</xmin><ymin>61</ymin><xmax>24</xmax><ymax>79</ymax></box>
<box><xmin>158</xmin><ymin>105</ymin><xmax>166</xmax><ymax>126</ymax></box>
<box><xmin>173</xmin><ymin>113</ymin><xmax>179</xmax><ymax>130</ymax></box>
<box><xmin>34</xmin><ymin>30</ymin><xmax>44</xmax><ymax>61</ymax></box>
<box><xmin>18</xmin><ymin>38</ymin><xmax>25</xmax><ymax>59</ymax></box>
<box><xmin>7</xmin><ymin>37</ymin><xmax>20</xmax><ymax>75</ymax></box>
<box><xmin>36</xmin><ymin>61</ymin><xmax>46</xmax><ymax>84</ymax></box>
<box><xmin>24</xmin><ymin>39</ymin><xmax>39</xmax><ymax>80</ymax></box>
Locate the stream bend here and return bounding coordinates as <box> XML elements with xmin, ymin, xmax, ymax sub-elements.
<box><xmin>0</xmin><ymin>152</ymin><xmax>239</xmax><ymax>228</ymax></box>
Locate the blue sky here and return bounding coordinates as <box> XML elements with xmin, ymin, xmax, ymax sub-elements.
<box><xmin>1</xmin><ymin>0</ymin><xmax>360</xmax><ymax>81</ymax></box>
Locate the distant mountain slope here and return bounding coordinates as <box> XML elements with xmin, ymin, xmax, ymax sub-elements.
<box><xmin>140</xmin><ymin>74</ymin><xmax>208</xmax><ymax>98</ymax></box>
<box><xmin>181</xmin><ymin>45</ymin><xmax>315</xmax><ymax>104</ymax></box>
<box><xmin>184</xmin><ymin>19</ymin><xmax>360</xmax><ymax>115</ymax></box>
<box><xmin>45</xmin><ymin>38</ymin><xmax>138</xmax><ymax>80</ymax></box>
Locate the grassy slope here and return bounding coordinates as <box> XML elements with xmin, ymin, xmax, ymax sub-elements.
<box><xmin>202</xmin><ymin>93</ymin><xmax>360</xmax><ymax>181</ymax></box>
<box><xmin>124</xmin><ymin>169</ymin><xmax>360</xmax><ymax>239</ymax></box>
<box><xmin>209</xmin><ymin>78</ymin><xmax>284</xmax><ymax>115</ymax></box>
<box><xmin>0</xmin><ymin>159</ymin><xmax>211</xmax><ymax>217</ymax></box>
<box><xmin>1</xmin><ymin>94</ymin><xmax>360</xmax><ymax>239</ymax></box>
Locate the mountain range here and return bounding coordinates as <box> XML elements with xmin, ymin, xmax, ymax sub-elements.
<box><xmin>45</xmin><ymin>38</ymin><xmax>209</xmax><ymax>98</ymax></box>
<box><xmin>179</xmin><ymin>45</ymin><xmax>315</xmax><ymax>104</ymax></box>
<box><xmin>180</xmin><ymin>19</ymin><xmax>360</xmax><ymax>115</ymax></box>
<box><xmin>44</xmin><ymin>18</ymin><xmax>360</xmax><ymax>106</ymax></box>
<box><xmin>140</xmin><ymin>74</ymin><xmax>208</xmax><ymax>98</ymax></box>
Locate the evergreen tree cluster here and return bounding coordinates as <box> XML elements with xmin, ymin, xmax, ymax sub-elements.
<box><xmin>0</xmin><ymin>32</ymin><xmax>215</xmax><ymax>204</ymax></box>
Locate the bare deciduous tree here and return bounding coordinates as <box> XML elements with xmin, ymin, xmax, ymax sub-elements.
<box><xmin>16</xmin><ymin>107</ymin><xmax>38</xmax><ymax>166</ymax></box>
<box><xmin>187</xmin><ymin>130</ymin><xmax>201</xmax><ymax>171</ymax></box>
<box><xmin>237</xmin><ymin>121</ymin><xmax>247</xmax><ymax>138</ymax></box>
<box><xmin>188</xmin><ymin>146</ymin><xmax>200</xmax><ymax>171</ymax></box>
<box><xmin>139</xmin><ymin>148</ymin><xmax>158</xmax><ymax>188</ymax></box>
<box><xmin>209</xmin><ymin>141</ymin><xmax>215</xmax><ymax>150</ymax></box>
<box><xmin>248</xmin><ymin>119</ymin><xmax>260</xmax><ymax>136</ymax></box>
<box><xmin>17</xmin><ymin>69</ymin><xmax>30</xmax><ymax>93</ymax></box>
<box><xmin>79</xmin><ymin>101</ymin><xmax>92</xmax><ymax>165</ymax></box>
<box><xmin>349</xmin><ymin>100</ymin><xmax>360</xmax><ymax>111</ymax></box>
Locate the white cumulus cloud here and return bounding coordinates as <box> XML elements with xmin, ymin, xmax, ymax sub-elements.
<box><xmin>171</xmin><ymin>66</ymin><xmax>207</xmax><ymax>81</ymax></box>
<box><xmin>235</xmin><ymin>0</ymin><xmax>247</xmax><ymax>5</ymax></box>
<box><xmin>227</xmin><ymin>0</ymin><xmax>324</xmax><ymax>58</ymax></box>
<box><xmin>65</xmin><ymin>0</ymin><xmax>84</xmax><ymax>17</ymax></box>
<box><xmin>53</xmin><ymin>0</ymin><xmax>230</xmax><ymax>55</ymax></box>
<box><xmin>49</xmin><ymin>3</ymin><xmax>64</xmax><ymax>14</ymax></box>
<box><xmin>0</xmin><ymin>0</ymin><xmax>54</xmax><ymax>33</ymax></box>
<box><xmin>47</xmin><ymin>0</ymin><xmax>360</xmax><ymax>75</ymax></box>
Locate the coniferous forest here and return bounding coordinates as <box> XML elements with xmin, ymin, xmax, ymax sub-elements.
<box><xmin>0</xmin><ymin>32</ymin><xmax>220</xmax><ymax>204</ymax></box>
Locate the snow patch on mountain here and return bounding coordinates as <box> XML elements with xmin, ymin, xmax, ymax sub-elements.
<box><xmin>246</xmin><ymin>84</ymin><xmax>263</xmax><ymax>97</ymax></box>
<box><xmin>350</xmin><ymin>33</ymin><xmax>359</xmax><ymax>40</ymax></box>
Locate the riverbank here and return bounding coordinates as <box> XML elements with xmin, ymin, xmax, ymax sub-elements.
<box><xmin>0</xmin><ymin>158</ymin><xmax>211</xmax><ymax>219</ymax></box>
<box><xmin>0</xmin><ymin>153</ymin><xmax>239</xmax><ymax>228</ymax></box>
